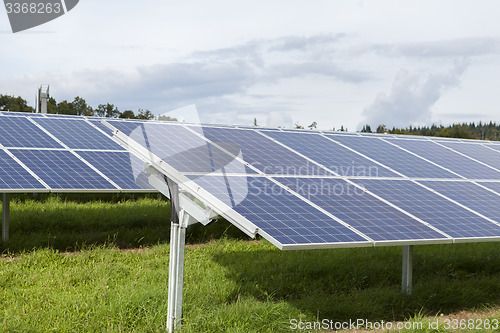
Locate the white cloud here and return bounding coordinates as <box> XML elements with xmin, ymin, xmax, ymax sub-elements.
<box><xmin>359</xmin><ymin>59</ymin><xmax>469</xmax><ymax>129</ymax></box>
<box><xmin>2</xmin><ymin>1</ymin><xmax>500</xmax><ymax>130</ymax></box>
<box><xmin>0</xmin><ymin>34</ymin><xmax>372</xmax><ymax>122</ymax></box>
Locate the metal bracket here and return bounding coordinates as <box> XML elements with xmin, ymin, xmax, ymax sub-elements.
<box><xmin>143</xmin><ymin>163</ymin><xmax>217</xmax><ymax>226</ymax></box>
<box><xmin>179</xmin><ymin>192</ymin><xmax>217</xmax><ymax>226</ymax></box>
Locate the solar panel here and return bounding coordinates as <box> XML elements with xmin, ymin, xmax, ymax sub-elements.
<box><xmin>77</xmin><ymin>151</ymin><xmax>154</xmax><ymax>191</ymax></box>
<box><xmin>187</xmin><ymin>175</ymin><xmax>370</xmax><ymax>247</ymax></box>
<box><xmin>0</xmin><ymin>116</ymin><xmax>63</xmax><ymax>148</ymax></box>
<box><xmin>263</xmin><ymin>131</ymin><xmax>401</xmax><ymax>178</ymax></box>
<box><xmin>352</xmin><ymin>179</ymin><xmax>500</xmax><ymax>239</ymax></box>
<box><xmin>102</xmin><ymin>119</ymin><xmax>500</xmax><ymax>248</ymax></box>
<box><xmin>9</xmin><ymin>149</ymin><xmax>118</xmax><ymax>190</ymax></box>
<box><xmin>391</xmin><ymin>139</ymin><xmax>500</xmax><ymax>179</ymax></box>
<box><xmin>327</xmin><ymin>135</ymin><xmax>458</xmax><ymax>178</ymax></box>
<box><xmin>194</xmin><ymin>126</ymin><xmax>331</xmax><ymax>176</ymax></box>
<box><xmin>0</xmin><ymin>150</ymin><xmax>46</xmax><ymax>190</ymax></box>
<box><xmin>34</xmin><ymin>118</ymin><xmax>125</xmax><ymax>151</ymax></box>
<box><xmin>274</xmin><ymin>177</ymin><xmax>446</xmax><ymax>242</ymax></box>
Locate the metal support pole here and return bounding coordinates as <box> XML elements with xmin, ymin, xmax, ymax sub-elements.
<box><xmin>2</xmin><ymin>193</ymin><xmax>10</xmax><ymax>242</ymax></box>
<box><xmin>402</xmin><ymin>245</ymin><xmax>413</xmax><ymax>295</ymax></box>
<box><xmin>166</xmin><ymin>179</ymin><xmax>187</xmax><ymax>332</ymax></box>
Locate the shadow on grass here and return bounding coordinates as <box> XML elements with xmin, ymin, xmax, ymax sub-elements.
<box><xmin>0</xmin><ymin>194</ymin><xmax>249</xmax><ymax>254</ymax></box>
<box><xmin>211</xmin><ymin>242</ymin><xmax>500</xmax><ymax>322</ymax></box>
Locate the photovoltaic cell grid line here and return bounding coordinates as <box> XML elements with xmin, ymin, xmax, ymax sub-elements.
<box><xmin>109</xmin><ymin>121</ymin><xmax>254</xmax><ymax>174</ymax></box>
<box><xmin>9</xmin><ymin>149</ymin><xmax>117</xmax><ymax>190</ymax></box>
<box><xmin>487</xmin><ymin>144</ymin><xmax>500</xmax><ymax>153</ymax></box>
<box><xmin>0</xmin><ymin>150</ymin><xmax>46</xmax><ymax>190</ymax></box>
<box><xmin>264</xmin><ymin>131</ymin><xmax>401</xmax><ymax>178</ymax></box>
<box><xmin>352</xmin><ymin>179</ymin><xmax>500</xmax><ymax>239</ymax></box>
<box><xmin>89</xmin><ymin>119</ymin><xmax>115</xmax><ymax>135</ymax></box>
<box><xmin>391</xmin><ymin>139</ymin><xmax>500</xmax><ymax>179</ymax></box>
<box><xmin>274</xmin><ymin>177</ymin><xmax>447</xmax><ymax>242</ymax></box>
<box><xmin>187</xmin><ymin>175</ymin><xmax>369</xmax><ymax>246</ymax></box>
<box><xmin>196</xmin><ymin>126</ymin><xmax>332</xmax><ymax>176</ymax></box>
<box><xmin>328</xmin><ymin>135</ymin><xmax>459</xmax><ymax>179</ymax></box>
<box><xmin>478</xmin><ymin>182</ymin><xmax>500</xmax><ymax>195</ymax></box>
<box><xmin>34</xmin><ymin>118</ymin><xmax>125</xmax><ymax>151</ymax></box>
<box><xmin>77</xmin><ymin>151</ymin><xmax>154</xmax><ymax>190</ymax></box>
<box><xmin>0</xmin><ymin>116</ymin><xmax>63</xmax><ymax>148</ymax></box>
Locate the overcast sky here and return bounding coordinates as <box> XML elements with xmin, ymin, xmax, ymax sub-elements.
<box><xmin>1</xmin><ymin>1</ymin><xmax>500</xmax><ymax>130</ymax></box>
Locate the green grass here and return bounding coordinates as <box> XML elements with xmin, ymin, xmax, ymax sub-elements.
<box><xmin>0</xmin><ymin>194</ymin><xmax>246</xmax><ymax>254</ymax></box>
<box><xmin>0</xmin><ymin>195</ymin><xmax>499</xmax><ymax>332</ymax></box>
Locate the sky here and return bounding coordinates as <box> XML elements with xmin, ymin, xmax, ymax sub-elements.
<box><xmin>1</xmin><ymin>1</ymin><xmax>500</xmax><ymax>131</ymax></box>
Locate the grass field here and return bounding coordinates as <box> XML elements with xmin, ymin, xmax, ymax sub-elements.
<box><xmin>0</xmin><ymin>195</ymin><xmax>499</xmax><ymax>332</ymax></box>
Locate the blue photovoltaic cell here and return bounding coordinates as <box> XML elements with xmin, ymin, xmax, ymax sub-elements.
<box><xmin>274</xmin><ymin>177</ymin><xmax>445</xmax><ymax>241</ymax></box>
<box><xmin>437</xmin><ymin>142</ymin><xmax>500</xmax><ymax>172</ymax></box>
<box><xmin>0</xmin><ymin>150</ymin><xmax>45</xmax><ymax>190</ymax></box>
<box><xmin>34</xmin><ymin>118</ymin><xmax>124</xmax><ymax>150</ymax></box>
<box><xmin>77</xmin><ymin>151</ymin><xmax>154</xmax><ymax>190</ymax></box>
<box><xmin>187</xmin><ymin>175</ymin><xmax>369</xmax><ymax>246</ymax></box>
<box><xmin>110</xmin><ymin>121</ymin><xmax>252</xmax><ymax>174</ymax></box>
<box><xmin>10</xmin><ymin>149</ymin><xmax>116</xmax><ymax>190</ymax></box>
<box><xmin>196</xmin><ymin>126</ymin><xmax>331</xmax><ymax>176</ymax></box>
<box><xmin>0</xmin><ymin>116</ymin><xmax>63</xmax><ymax>148</ymax></box>
<box><xmin>327</xmin><ymin>135</ymin><xmax>458</xmax><ymax>178</ymax></box>
<box><xmin>265</xmin><ymin>131</ymin><xmax>400</xmax><ymax>178</ymax></box>
<box><xmin>392</xmin><ymin>139</ymin><xmax>500</xmax><ymax>179</ymax></box>
<box><xmin>352</xmin><ymin>179</ymin><xmax>500</xmax><ymax>238</ymax></box>
<box><xmin>419</xmin><ymin>181</ymin><xmax>500</xmax><ymax>227</ymax></box>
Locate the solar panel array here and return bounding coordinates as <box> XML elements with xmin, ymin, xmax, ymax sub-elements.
<box><xmin>99</xmin><ymin>118</ymin><xmax>500</xmax><ymax>249</ymax></box>
<box><xmin>1</xmin><ymin>111</ymin><xmax>500</xmax><ymax>249</ymax></box>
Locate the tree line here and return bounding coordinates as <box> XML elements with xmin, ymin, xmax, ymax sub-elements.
<box><xmin>361</xmin><ymin>122</ymin><xmax>500</xmax><ymax>141</ymax></box>
<box><xmin>0</xmin><ymin>94</ymin><xmax>155</xmax><ymax>120</ymax></box>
